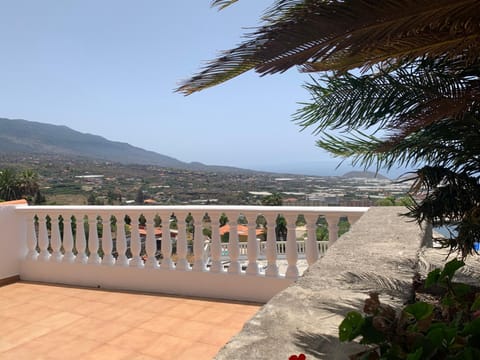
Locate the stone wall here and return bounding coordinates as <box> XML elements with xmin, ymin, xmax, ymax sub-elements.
<box><xmin>216</xmin><ymin>207</ymin><xmax>427</xmax><ymax>359</ymax></box>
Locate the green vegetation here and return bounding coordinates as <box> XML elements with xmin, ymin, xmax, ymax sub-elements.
<box><xmin>0</xmin><ymin>168</ymin><xmax>44</xmax><ymax>204</ymax></box>
<box><xmin>375</xmin><ymin>196</ymin><xmax>414</xmax><ymax>207</ymax></box>
<box><xmin>0</xmin><ymin>154</ymin><xmax>407</xmax><ymax>206</ymax></box>
<box><xmin>261</xmin><ymin>192</ymin><xmax>283</xmax><ymax>206</ymax></box>
<box><xmin>339</xmin><ymin>260</ymin><xmax>480</xmax><ymax>359</ymax></box>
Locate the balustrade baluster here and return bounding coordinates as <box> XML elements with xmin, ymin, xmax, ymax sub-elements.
<box><xmin>239</xmin><ymin>242</ymin><xmax>248</xmax><ymax>256</ymax></box>
<box><xmin>246</xmin><ymin>215</ymin><xmax>259</xmax><ymax>276</ymax></box>
<box><xmin>37</xmin><ymin>215</ymin><xmax>50</xmax><ymax>261</ymax></box>
<box><xmin>26</xmin><ymin>215</ymin><xmax>38</xmax><ymax>260</ymax></box>
<box><xmin>175</xmin><ymin>216</ymin><xmax>189</xmax><ymax>271</ymax></box>
<box><xmin>296</xmin><ymin>241</ymin><xmax>301</xmax><ymax>254</ymax></box>
<box><xmin>144</xmin><ymin>215</ymin><xmax>159</xmax><ymax>268</ymax></box>
<box><xmin>276</xmin><ymin>242</ymin><xmax>283</xmax><ymax>254</ymax></box>
<box><xmin>102</xmin><ymin>216</ymin><xmax>115</xmax><ymax>266</ymax></box>
<box><xmin>160</xmin><ymin>213</ymin><xmax>174</xmax><ymax>269</ymax></box>
<box><xmin>193</xmin><ymin>213</ymin><xmax>206</xmax><ymax>272</ymax></box>
<box><xmin>285</xmin><ymin>215</ymin><xmax>299</xmax><ymax>279</ymax></box>
<box><xmin>115</xmin><ymin>215</ymin><xmax>129</xmax><ymax>266</ymax></box>
<box><xmin>87</xmin><ymin>216</ymin><xmax>101</xmax><ymax>265</ymax></box>
<box><xmin>325</xmin><ymin>215</ymin><xmax>339</xmax><ymax>244</ymax></box>
<box><xmin>129</xmin><ymin>218</ymin><xmax>144</xmax><ymax>268</ymax></box>
<box><xmin>319</xmin><ymin>241</ymin><xmax>328</xmax><ymax>254</ymax></box>
<box><xmin>259</xmin><ymin>241</ymin><xmax>266</xmax><ymax>258</ymax></box>
<box><xmin>305</xmin><ymin>214</ymin><xmax>319</xmax><ymax>266</ymax></box>
<box><xmin>75</xmin><ymin>214</ymin><xmax>88</xmax><ymax>264</ymax></box>
<box><xmin>50</xmin><ymin>215</ymin><xmax>62</xmax><ymax>262</ymax></box>
<box><xmin>264</xmin><ymin>214</ymin><xmax>278</xmax><ymax>277</ymax></box>
<box><xmin>227</xmin><ymin>216</ymin><xmax>241</xmax><ymax>274</ymax></box>
<box><xmin>209</xmin><ymin>215</ymin><xmax>222</xmax><ymax>273</ymax></box>
<box><xmin>63</xmin><ymin>215</ymin><xmax>75</xmax><ymax>263</ymax></box>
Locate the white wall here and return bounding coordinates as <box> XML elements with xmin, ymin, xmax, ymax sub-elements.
<box><xmin>20</xmin><ymin>261</ymin><xmax>292</xmax><ymax>303</ymax></box>
<box><xmin>0</xmin><ymin>205</ymin><xmax>26</xmax><ymax>280</ymax></box>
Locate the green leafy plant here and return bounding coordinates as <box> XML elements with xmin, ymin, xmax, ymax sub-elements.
<box><xmin>339</xmin><ymin>259</ymin><xmax>480</xmax><ymax>359</ymax></box>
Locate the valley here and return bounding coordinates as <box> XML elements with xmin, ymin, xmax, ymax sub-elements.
<box><xmin>0</xmin><ymin>153</ymin><xmax>412</xmax><ymax>206</ymax></box>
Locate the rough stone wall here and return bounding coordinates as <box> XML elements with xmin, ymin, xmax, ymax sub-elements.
<box><xmin>216</xmin><ymin>207</ymin><xmax>425</xmax><ymax>360</ymax></box>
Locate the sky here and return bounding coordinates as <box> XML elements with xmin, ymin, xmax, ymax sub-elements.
<box><xmin>0</xmin><ymin>0</ymin><xmax>408</xmax><ymax>177</ymax></box>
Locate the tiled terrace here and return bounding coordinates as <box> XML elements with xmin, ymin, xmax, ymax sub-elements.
<box><xmin>0</xmin><ymin>282</ymin><xmax>261</xmax><ymax>360</ymax></box>
<box><xmin>0</xmin><ymin>204</ymin><xmax>369</xmax><ymax>359</ymax></box>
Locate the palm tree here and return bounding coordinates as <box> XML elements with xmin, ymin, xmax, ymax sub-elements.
<box><xmin>177</xmin><ymin>0</ymin><xmax>480</xmax><ymax>95</ymax></box>
<box><xmin>261</xmin><ymin>192</ymin><xmax>283</xmax><ymax>206</ymax></box>
<box><xmin>298</xmin><ymin>57</ymin><xmax>480</xmax><ymax>257</ymax></box>
<box><xmin>18</xmin><ymin>169</ymin><xmax>40</xmax><ymax>198</ymax></box>
<box><xmin>0</xmin><ymin>168</ymin><xmax>41</xmax><ymax>202</ymax></box>
<box><xmin>0</xmin><ymin>168</ymin><xmax>20</xmax><ymax>201</ymax></box>
<box><xmin>177</xmin><ymin>1</ymin><xmax>480</xmax><ymax>257</ymax></box>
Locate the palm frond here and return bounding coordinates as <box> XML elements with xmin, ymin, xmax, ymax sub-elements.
<box><xmin>179</xmin><ymin>0</ymin><xmax>480</xmax><ymax>94</ymax></box>
<box><xmin>211</xmin><ymin>0</ymin><xmax>239</xmax><ymax>10</ymax></box>
<box><xmin>341</xmin><ymin>271</ymin><xmax>413</xmax><ymax>297</ymax></box>
<box><xmin>407</xmin><ymin>166</ymin><xmax>480</xmax><ymax>257</ymax></box>
<box><xmin>295</xmin><ymin>56</ymin><xmax>480</xmax><ymax>173</ymax></box>
<box><xmin>176</xmin><ymin>41</ymin><xmax>261</xmax><ymax>95</ymax></box>
<box><xmin>315</xmin><ymin>114</ymin><xmax>480</xmax><ymax>174</ymax></box>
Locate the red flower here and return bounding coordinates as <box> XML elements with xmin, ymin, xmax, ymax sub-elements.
<box><xmin>289</xmin><ymin>354</ymin><xmax>306</xmax><ymax>360</ymax></box>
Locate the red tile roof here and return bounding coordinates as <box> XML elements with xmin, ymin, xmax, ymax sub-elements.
<box><xmin>219</xmin><ymin>224</ymin><xmax>265</xmax><ymax>236</ymax></box>
<box><xmin>0</xmin><ymin>199</ymin><xmax>28</xmax><ymax>206</ymax></box>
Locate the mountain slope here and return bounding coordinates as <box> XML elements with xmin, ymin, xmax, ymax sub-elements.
<box><xmin>342</xmin><ymin>171</ymin><xmax>390</xmax><ymax>180</ymax></box>
<box><xmin>0</xmin><ymin>118</ymin><xmax>249</xmax><ymax>172</ymax></box>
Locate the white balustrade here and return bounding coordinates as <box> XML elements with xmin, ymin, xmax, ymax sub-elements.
<box><xmin>25</xmin><ymin>214</ymin><xmax>38</xmax><ymax>260</ymax></box>
<box><xmin>227</xmin><ymin>216</ymin><xmax>241</xmax><ymax>274</ymax></box>
<box><xmin>209</xmin><ymin>215</ymin><xmax>223</xmax><ymax>273</ymax></box>
<box><xmin>102</xmin><ymin>216</ymin><xmax>115</xmax><ymax>266</ymax></box>
<box><xmin>318</xmin><ymin>241</ymin><xmax>329</xmax><ymax>253</ymax></box>
<box><xmin>75</xmin><ymin>214</ymin><xmax>88</xmax><ymax>264</ymax></box>
<box><xmin>160</xmin><ymin>212</ymin><xmax>174</xmax><ymax>270</ymax></box>
<box><xmin>325</xmin><ymin>215</ymin><xmax>340</xmax><ymax>244</ymax></box>
<box><xmin>246</xmin><ymin>214</ymin><xmax>259</xmax><ymax>276</ymax></box>
<box><xmin>175</xmin><ymin>216</ymin><xmax>189</xmax><ymax>271</ymax></box>
<box><xmin>264</xmin><ymin>213</ymin><xmax>279</xmax><ymax>277</ymax></box>
<box><xmin>37</xmin><ymin>215</ymin><xmax>50</xmax><ymax>261</ymax></box>
<box><xmin>285</xmin><ymin>214</ymin><xmax>299</xmax><ymax>279</ymax></box>
<box><xmin>305</xmin><ymin>214</ymin><xmax>319</xmax><ymax>265</ymax></box>
<box><xmin>115</xmin><ymin>214</ymin><xmax>129</xmax><ymax>266</ymax></box>
<box><xmin>144</xmin><ymin>216</ymin><xmax>158</xmax><ymax>269</ymax></box>
<box><xmin>63</xmin><ymin>215</ymin><xmax>75</xmax><ymax>263</ymax></box>
<box><xmin>129</xmin><ymin>218</ymin><xmax>143</xmax><ymax>268</ymax></box>
<box><xmin>12</xmin><ymin>205</ymin><xmax>368</xmax><ymax>302</ymax></box>
<box><xmin>87</xmin><ymin>215</ymin><xmax>101</xmax><ymax>265</ymax></box>
<box><xmin>192</xmin><ymin>212</ymin><xmax>206</xmax><ymax>272</ymax></box>
<box><xmin>50</xmin><ymin>215</ymin><xmax>62</xmax><ymax>262</ymax></box>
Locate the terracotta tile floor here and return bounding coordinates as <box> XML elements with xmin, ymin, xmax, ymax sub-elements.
<box><xmin>0</xmin><ymin>282</ymin><xmax>261</xmax><ymax>360</ymax></box>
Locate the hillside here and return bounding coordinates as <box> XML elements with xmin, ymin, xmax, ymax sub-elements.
<box><xmin>342</xmin><ymin>171</ymin><xmax>390</xmax><ymax>180</ymax></box>
<box><xmin>0</xmin><ymin>118</ymin><xmax>253</xmax><ymax>173</ymax></box>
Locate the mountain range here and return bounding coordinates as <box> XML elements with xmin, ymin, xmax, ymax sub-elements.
<box><xmin>0</xmin><ymin>117</ymin><xmax>389</xmax><ymax>179</ymax></box>
<box><xmin>0</xmin><ymin>118</ymin><xmax>255</xmax><ymax>173</ymax></box>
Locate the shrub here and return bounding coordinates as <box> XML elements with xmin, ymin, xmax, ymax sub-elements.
<box><xmin>339</xmin><ymin>259</ymin><xmax>480</xmax><ymax>359</ymax></box>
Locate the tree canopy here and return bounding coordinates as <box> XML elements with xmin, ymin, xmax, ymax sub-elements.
<box><xmin>178</xmin><ymin>0</ymin><xmax>480</xmax><ymax>257</ymax></box>
<box><xmin>0</xmin><ymin>168</ymin><xmax>41</xmax><ymax>203</ymax></box>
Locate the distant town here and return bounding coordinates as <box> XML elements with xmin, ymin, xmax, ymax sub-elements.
<box><xmin>0</xmin><ymin>154</ymin><xmax>413</xmax><ymax>206</ymax></box>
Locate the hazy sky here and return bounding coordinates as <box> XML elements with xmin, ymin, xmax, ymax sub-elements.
<box><xmin>0</xmin><ymin>1</ymin><xmax>407</xmax><ymax>177</ymax></box>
